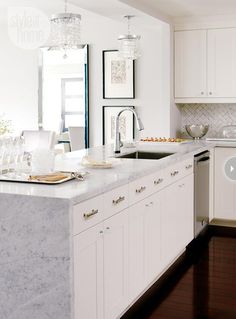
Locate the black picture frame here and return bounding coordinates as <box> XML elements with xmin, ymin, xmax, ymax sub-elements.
<box><xmin>102</xmin><ymin>50</ymin><xmax>135</xmax><ymax>99</ymax></box>
<box><xmin>102</xmin><ymin>106</ymin><xmax>135</xmax><ymax>145</ymax></box>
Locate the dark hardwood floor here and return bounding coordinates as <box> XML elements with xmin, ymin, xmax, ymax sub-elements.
<box><xmin>123</xmin><ymin>235</ymin><xmax>236</xmax><ymax>319</ymax></box>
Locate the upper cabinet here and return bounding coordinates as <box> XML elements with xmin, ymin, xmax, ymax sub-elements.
<box><xmin>175</xmin><ymin>28</ymin><xmax>236</xmax><ymax>103</ymax></box>
<box><xmin>175</xmin><ymin>30</ymin><xmax>207</xmax><ymax>99</ymax></box>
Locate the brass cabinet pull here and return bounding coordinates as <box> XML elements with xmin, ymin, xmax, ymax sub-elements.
<box><xmin>136</xmin><ymin>186</ymin><xmax>146</xmax><ymax>193</ymax></box>
<box><xmin>112</xmin><ymin>196</ymin><xmax>125</xmax><ymax>205</ymax></box>
<box><xmin>154</xmin><ymin>178</ymin><xmax>163</xmax><ymax>185</ymax></box>
<box><xmin>171</xmin><ymin>170</ymin><xmax>179</xmax><ymax>177</ymax></box>
<box><xmin>185</xmin><ymin>164</ymin><xmax>193</xmax><ymax>169</ymax></box>
<box><xmin>83</xmin><ymin>209</ymin><xmax>99</xmax><ymax>220</ymax></box>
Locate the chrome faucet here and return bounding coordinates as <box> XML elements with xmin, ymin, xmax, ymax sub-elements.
<box><xmin>114</xmin><ymin>108</ymin><xmax>144</xmax><ymax>153</ymax></box>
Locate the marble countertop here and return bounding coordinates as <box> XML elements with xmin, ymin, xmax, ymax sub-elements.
<box><xmin>0</xmin><ymin>140</ymin><xmax>233</xmax><ymax>204</ymax></box>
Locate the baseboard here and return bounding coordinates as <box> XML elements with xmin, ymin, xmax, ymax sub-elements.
<box><xmin>210</xmin><ymin>218</ymin><xmax>236</xmax><ymax>228</ymax></box>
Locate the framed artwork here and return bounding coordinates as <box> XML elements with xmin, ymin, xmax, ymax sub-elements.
<box><xmin>102</xmin><ymin>50</ymin><xmax>135</xmax><ymax>99</ymax></box>
<box><xmin>102</xmin><ymin>106</ymin><xmax>135</xmax><ymax>145</ymax></box>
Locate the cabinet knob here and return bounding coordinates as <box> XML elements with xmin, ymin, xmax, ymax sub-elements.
<box><xmin>83</xmin><ymin>209</ymin><xmax>99</xmax><ymax>220</ymax></box>
<box><xmin>154</xmin><ymin>178</ymin><xmax>163</xmax><ymax>185</ymax></box>
<box><xmin>185</xmin><ymin>164</ymin><xmax>192</xmax><ymax>170</ymax></box>
<box><xmin>136</xmin><ymin>186</ymin><xmax>146</xmax><ymax>193</ymax></box>
<box><xmin>209</xmin><ymin>92</ymin><xmax>212</xmax><ymax>95</ymax></box>
<box><xmin>112</xmin><ymin>196</ymin><xmax>125</xmax><ymax>205</ymax></box>
<box><xmin>171</xmin><ymin>170</ymin><xmax>179</xmax><ymax>177</ymax></box>
<box><xmin>201</xmin><ymin>91</ymin><xmax>204</xmax><ymax>95</ymax></box>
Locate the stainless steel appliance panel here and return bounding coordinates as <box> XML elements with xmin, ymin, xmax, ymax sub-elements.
<box><xmin>194</xmin><ymin>151</ymin><xmax>210</xmax><ymax>237</ymax></box>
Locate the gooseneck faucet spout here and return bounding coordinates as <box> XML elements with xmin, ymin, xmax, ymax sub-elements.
<box><xmin>114</xmin><ymin>108</ymin><xmax>144</xmax><ymax>153</ymax></box>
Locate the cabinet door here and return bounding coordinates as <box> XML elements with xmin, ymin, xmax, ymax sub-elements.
<box><xmin>161</xmin><ymin>181</ymin><xmax>181</xmax><ymax>267</ymax></box>
<box><xmin>208</xmin><ymin>28</ymin><xmax>236</xmax><ymax>97</ymax></box>
<box><xmin>175</xmin><ymin>30</ymin><xmax>207</xmax><ymax>98</ymax></box>
<box><xmin>214</xmin><ymin>147</ymin><xmax>236</xmax><ymax>219</ymax></box>
<box><xmin>179</xmin><ymin>174</ymin><xmax>194</xmax><ymax>248</ymax></box>
<box><xmin>128</xmin><ymin>193</ymin><xmax>162</xmax><ymax>302</ymax></box>
<box><xmin>74</xmin><ymin>224</ymin><xmax>104</xmax><ymax>319</ymax></box>
<box><xmin>145</xmin><ymin>193</ymin><xmax>162</xmax><ymax>285</ymax></box>
<box><xmin>161</xmin><ymin>175</ymin><xmax>194</xmax><ymax>268</ymax></box>
<box><xmin>103</xmin><ymin>211</ymin><xmax>129</xmax><ymax>319</ymax></box>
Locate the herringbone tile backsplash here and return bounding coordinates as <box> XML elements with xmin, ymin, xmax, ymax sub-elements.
<box><xmin>178</xmin><ymin>103</ymin><xmax>236</xmax><ymax>137</ymax></box>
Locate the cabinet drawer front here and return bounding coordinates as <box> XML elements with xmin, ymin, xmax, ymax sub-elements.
<box><xmin>149</xmin><ymin>169</ymin><xmax>168</xmax><ymax>193</ymax></box>
<box><xmin>129</xmin><ymin>175</ymin><xmax>153</xmax><ymax>205</ymax></box>
<box><xmin>181</xmin><ymin>158</ymin><xmax>194</xmax><ymax>177</ymax></box>
<box><xmin>166</xmin><ymin>162</ymin><xmax>183</xmax><ymax>184</ymax></box>
<box><xmin>103</xmin><ymin>184</ymin><xmax>129</xmax><ymax>219</ymax></box>
<box><xmin>166</xmin><ymin>158</ymin><xmax>194</xmax><ymax>184</ymax></box>
<box><xmin>73</xmin><ymin>195</ymin><xmax>104</xmax><ymax>235</ymax></box>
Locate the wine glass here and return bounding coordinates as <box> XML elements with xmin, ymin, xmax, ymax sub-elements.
<box><xmin>0</xmin><ymin>138</ymin><xmax>6</xmax><ymax>176</ymax></box>
<box><xmin>3</xmin><ymin>137</ymin><xmax>14</xmax><ymax>177</ymax></box>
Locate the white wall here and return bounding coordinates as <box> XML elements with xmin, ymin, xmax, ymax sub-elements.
<box><xmin>0</xmin><ymin>21</ymin><xmax>38</xmax><ymax>134</ymax></box>
<box><xmin>0</xmin><ymin>3</ymin><xmax>173</xmax><ymax>146</ymax></box>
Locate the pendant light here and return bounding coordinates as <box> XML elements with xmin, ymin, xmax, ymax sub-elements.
<box><xmin>118</xmin><ymin>15</ymin><xmax>141</xmax><ymax>60</ymax></box>
<box><xmin>50</xmin><ymin>0</ymin><xmax>81</xmax><ymax>58</ymax></box>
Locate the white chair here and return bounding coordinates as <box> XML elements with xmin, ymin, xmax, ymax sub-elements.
<box><xmin>68</xmin><ymin>127</ymin><xmax>85</xmax><ymax>151</ymax></box>
<box><xmin>22</xmin><ymin>130</ymin><xmax>56</xmax><ymax>152</ymax></box>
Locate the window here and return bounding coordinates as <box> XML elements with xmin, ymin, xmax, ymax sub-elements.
<box><xmin>61</xmin><ymin>78</ymin><xmax>85</xmax><ymax>130</ymax></box>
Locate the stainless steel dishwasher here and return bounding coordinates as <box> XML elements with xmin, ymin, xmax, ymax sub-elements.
<box><xmin>194</xmin><ymin>151</ymin><xmax>210</xmax><ymax>237</ymax></box>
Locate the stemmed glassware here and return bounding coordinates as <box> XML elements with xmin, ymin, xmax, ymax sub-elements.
<box><xmin>0</xmin><ymin>135</ymin><xmax>26</xmax><ymax>179</ymax></box>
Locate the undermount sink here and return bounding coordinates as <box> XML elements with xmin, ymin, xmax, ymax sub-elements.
<box><xmin>117</xmin><ymin>151</ymin><xmax>174</xmax><ymax>160</ymax></box>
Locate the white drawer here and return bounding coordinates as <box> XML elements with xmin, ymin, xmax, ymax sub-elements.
<box><xmin>103</xmin><ymin>184</ymin><xmax>129</xmax><ymax>219</ymax></box>
<box><xmin>180</xmin><ymin>158</ymin><xmax>194</xmax><ymax>177</ymax></box>
<box><xmin>166</xmin><ymin>157</ymin><xmax>194</xmax><ymax>185</ymax></box>
<box><xmin>73</xmin><ymin>195</ymin><xmax>104</xmax><ymax>235</ymax></box>
<box><xmin>129</xmin><ymin>175</ymin><xmax>153</xmax><ymax>205</ymax></box>
<box><xmin>166</xmin><ymin>161</ymin><xmax>183</xmax><ymax>184</ymax></box>
<box><xmin>149</xmin><ymin>168</ymin><xmax>168</xmax><ymax>193</ymax></box>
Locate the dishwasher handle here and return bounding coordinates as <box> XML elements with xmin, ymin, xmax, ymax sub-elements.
<box><xmin>197</xmin><ymin>156</ymin><xmax>210</xmax><ymax>163</ymax></box>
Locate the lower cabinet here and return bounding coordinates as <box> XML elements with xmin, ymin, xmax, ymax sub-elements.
<box><xmin>214</xmin><ymin>147</ymin><xmax>236</xmax><ymax>219</ymax></box>
<box><xmin>73</xmin><ymin>173</ymin><xmax>194</xmax><ymax>319</ymax></box>
<box><xmin>161</xmin><ymin>174</ymin><xmax>194</xmax><ymax>267</ymax></box>
<box><xmin>128</xmin><ymin>192</ymin><xmax>162</xmax><ymax>302</ymax></box>
<box><xmin>103</xmin><ymin>213</ymin><xmax>129</xmax><ymax>319</ymax></box>
<box><xmin>73</xmin><ymin>224</ymin><xmax>104</xmax><ymax>319</ymax></box>
<box><xmin>74</xmin><ymin>210</ymin><xmax>129</xmax><ymax>319</ymax></box>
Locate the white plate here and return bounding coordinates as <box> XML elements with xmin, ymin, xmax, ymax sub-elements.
<box><xmin>81</xmin><ymin>156</ymin><xmax>113</xmax><ymax>169</ymax></box>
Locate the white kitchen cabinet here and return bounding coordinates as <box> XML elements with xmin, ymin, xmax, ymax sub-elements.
<box><xmin>214</xmin><ymin>147</ymin><xmax>236</xmax><ymax>219</ymax></box>
<box><xmin>128</xmin><ymin>192</ymin><xmax>162</xmax><ymax>302</ymax></box>
<box><xmin>73</xmin><ymin>161</ymin><xmax>195</xmax><ymax>319</ymax></box>
<box><xmin>208</xmin><ymin>28</ymin><xmax>236</xmax><ymax>98</ymax></box>
<box><xmin>175</xmin><ymin>30</ymin><xmax>207</xmax><ymax>98</ymax></box>
<box><xmin>74</xmin><ymin>210</ymin><xmax>129</xmax><ymax>319</ymax></box>
<box><xmin>175</xmin><ymin>28</ymin><xmax>236</xmax><ymax>102</ymax></box>
<box><xmin>161</xmin><ymin>174</ymin><xmax>194</xmax><ymax>267</ymax></box>
<box><xmin>74</xmin><ymin>224</ymin><xmax>104</xmax><ymax>319</ymax></box>
<box><xmin>103</xmin><ymin>212</ymin><xmax>129</xmax><ymax>319</ymax></box>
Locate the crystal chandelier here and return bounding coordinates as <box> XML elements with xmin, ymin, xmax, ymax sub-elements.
<box><xmin>118</xmin><ymin>15</ymin><xmax>141</xmax><ymax>60</ymax></box>
<box><xmin>50</xmin><ymin>0</ymin><xmax>81</xmax><ymax>58</ymax></box>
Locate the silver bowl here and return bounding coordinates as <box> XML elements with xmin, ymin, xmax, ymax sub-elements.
<box><xmin>185</xmin><ymin>124</ymin><xmax>209</xmax><ymax>139</ymax></box>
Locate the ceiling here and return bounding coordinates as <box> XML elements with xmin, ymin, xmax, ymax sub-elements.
<box><xmin>119</xmin><ymin>0</ymin><xmax>236</xmax><ymax>19</ymax></box>
<box><xmin>0</xmin><ymin>0</ymin><xmax>234</xmax><ymax>25</ymax></box>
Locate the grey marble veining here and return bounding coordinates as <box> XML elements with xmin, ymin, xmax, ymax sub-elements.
<box><xmin>0</xmin><ymin>194</ymin><xmax>72</xmax><ymax>319</ymax></box>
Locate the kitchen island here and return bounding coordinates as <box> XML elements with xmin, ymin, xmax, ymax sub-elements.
<box><xmin>0</xmin><ymin>141</ymin><xmax>212</xmax><ymax>319</ymax></box>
